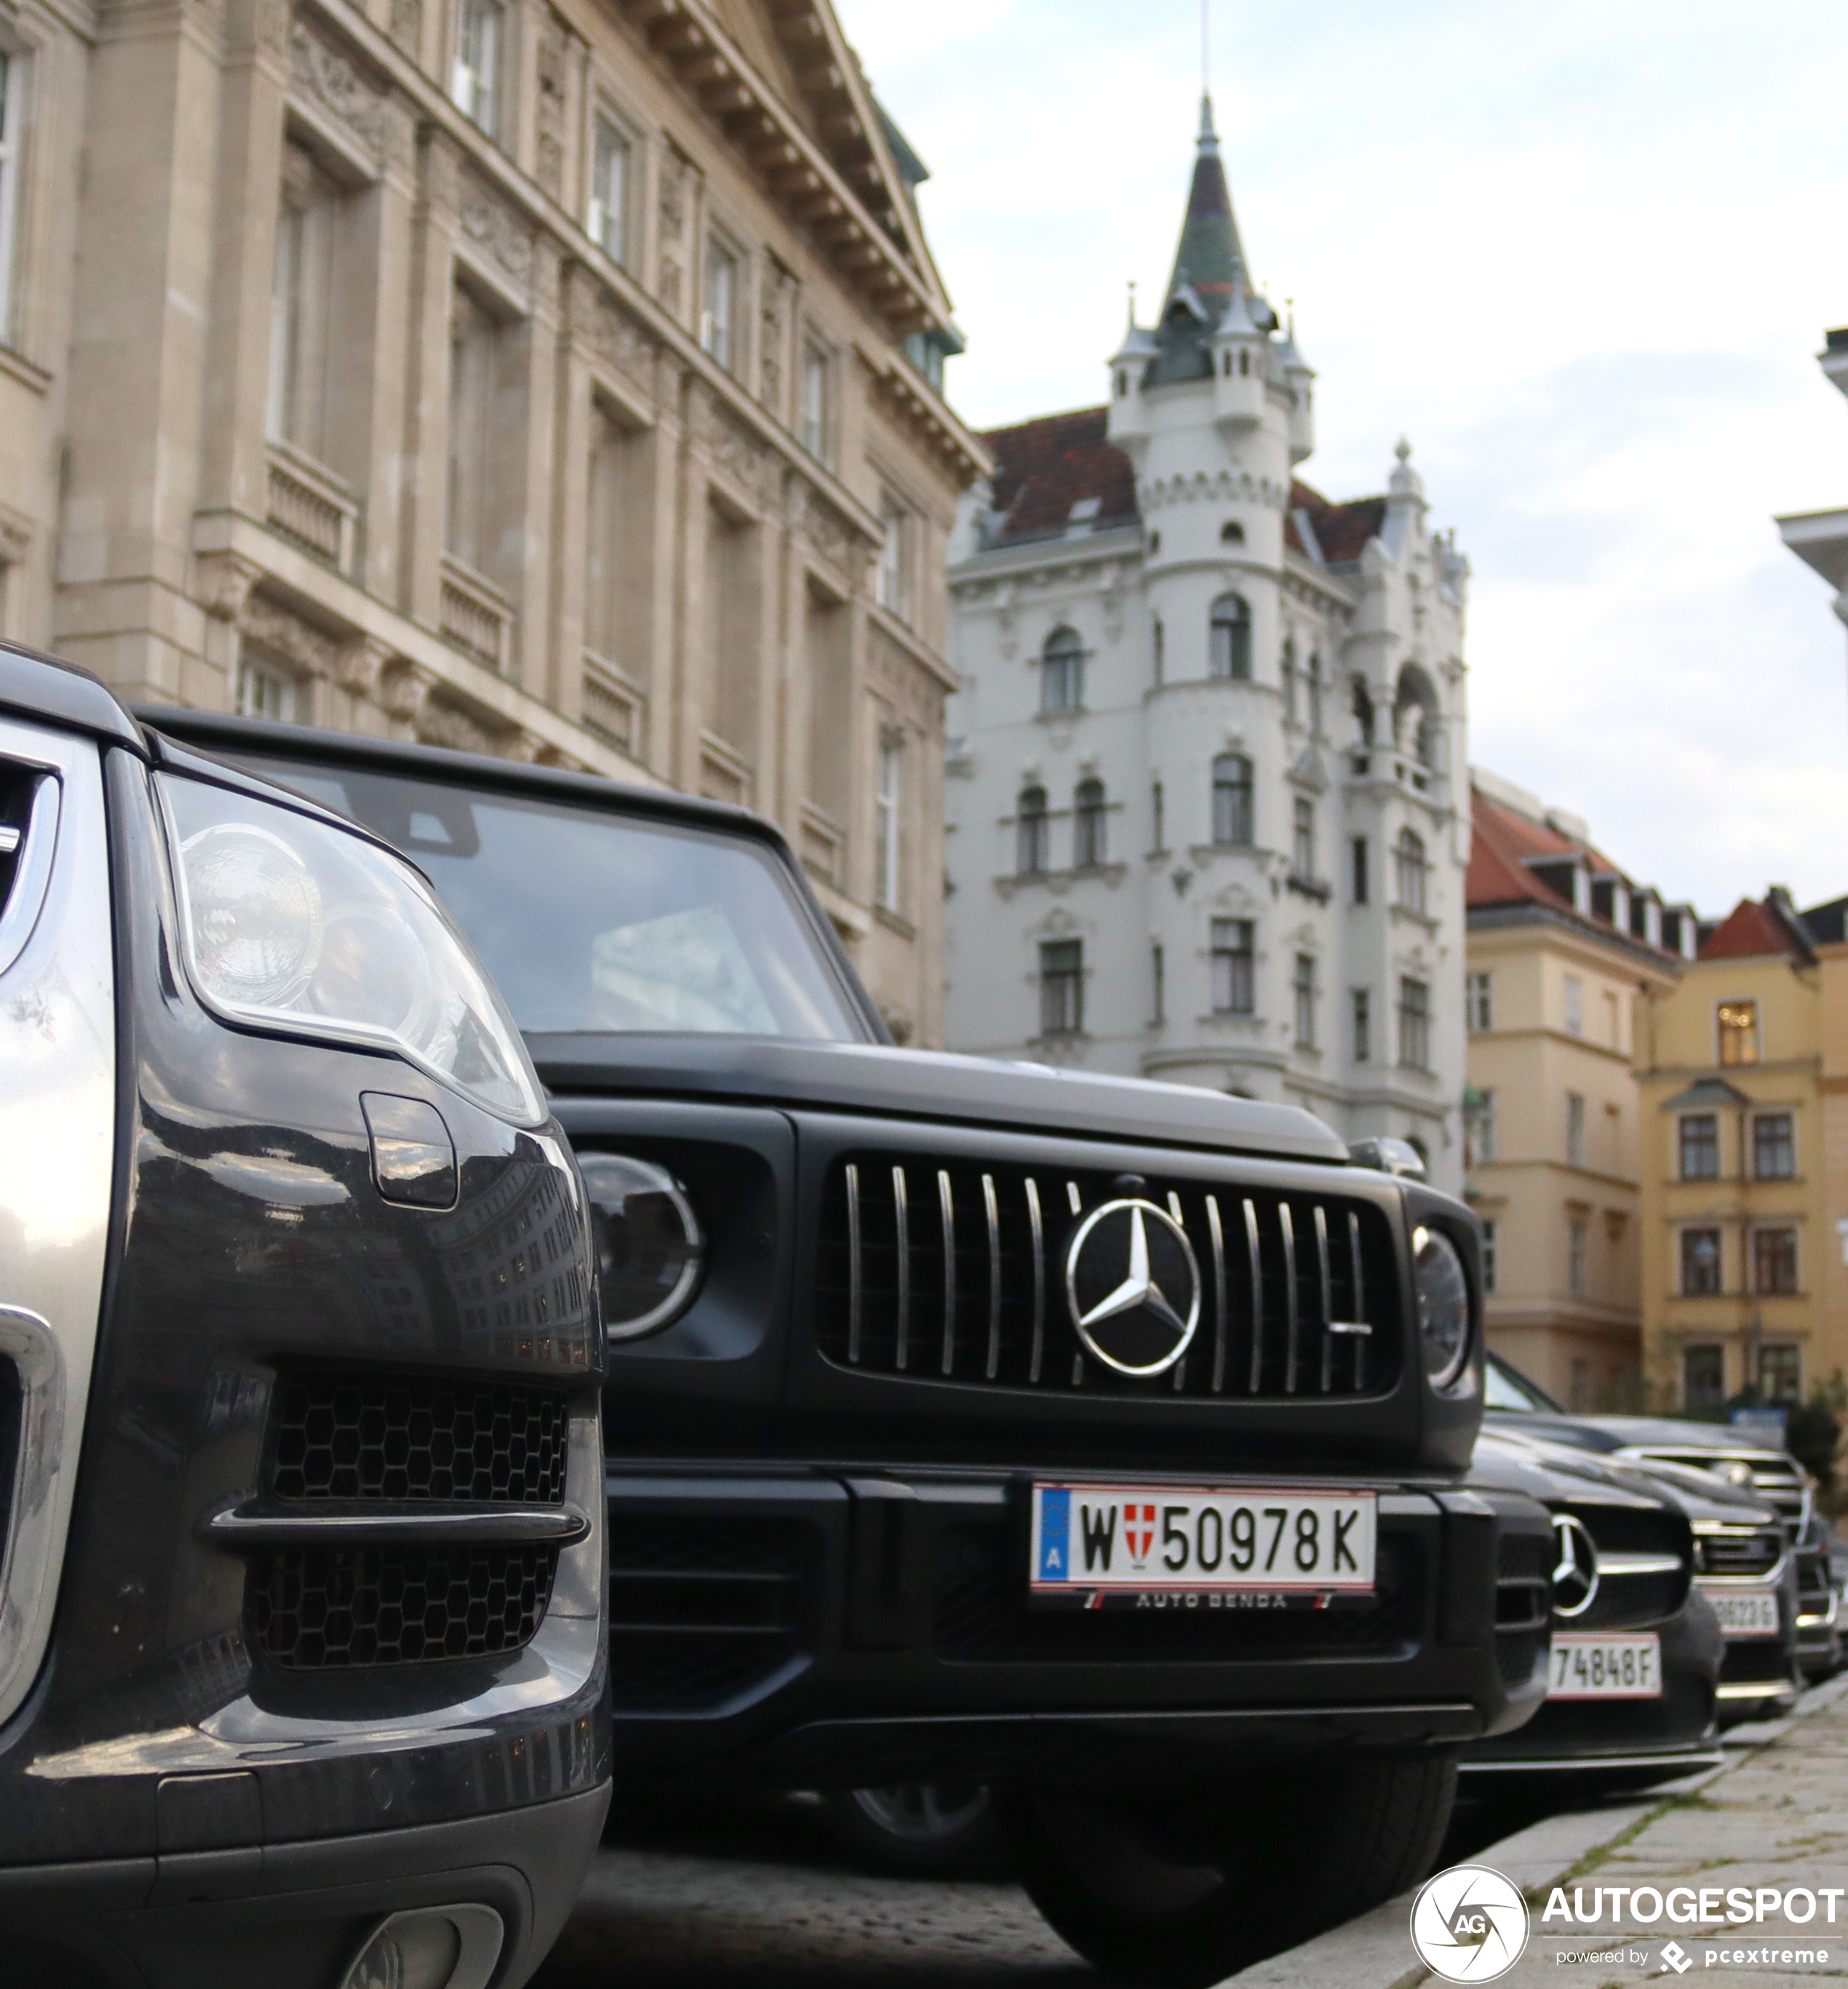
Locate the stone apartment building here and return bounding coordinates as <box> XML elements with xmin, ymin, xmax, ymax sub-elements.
<box><xmin>0</xmin><ymin>0</ymin><xmax>984</xmax><ymax>1043</ymax></box>
<box><xmin>1638</xmin><ymin>888</ymin><xmax>1848</xmax><ymax>1414</ymax></box>
<box><xmin>943</xmin><ymin>100</ymin><xmax>1473</xmax><ymax>1192</ymax></box>
<box><xmin>1463</xmin><ymin>770</ymin><xmax>1690</xmax><ymax>1406</ymax></box>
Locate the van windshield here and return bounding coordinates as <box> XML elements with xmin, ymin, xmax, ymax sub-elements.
<box><xmin>227</xmin><ymin>754</ymin><xmax>866</xmax><ymax>1043</ymax></box>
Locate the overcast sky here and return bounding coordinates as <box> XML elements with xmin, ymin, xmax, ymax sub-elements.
<box><xmin>834</xmin><ymin>0</ymin><xmax>1848</xmax><ymax>919</ymax></box>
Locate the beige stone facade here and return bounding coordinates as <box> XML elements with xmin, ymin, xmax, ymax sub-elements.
<box><xmin>0</xmin><ymin>0</ymin><xmax>984</xmax><ymax>1043</ymax></box>
<box><xmin>1465</xmin><ymin>773</ymin><xmax>1686</xmax><ymax>1407</ymax></box>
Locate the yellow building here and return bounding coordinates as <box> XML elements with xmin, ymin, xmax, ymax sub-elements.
<box><xmin>1638</xmin><ymin>889</ymin><xmax>1848</xmax><ymax>1411</ymax></box>
<box><xmin>1465</xmin><ymin>772</ymin><xmax>1687</xmax><ymax>1406</ymax></box>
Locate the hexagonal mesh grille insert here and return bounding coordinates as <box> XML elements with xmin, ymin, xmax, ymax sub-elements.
<box><xmin>269</xmin><ymin>1372</ymin><xmax>570</xmax><ymax>1504</ymax></box>
<box><xmin>249</xmin><ymin>1543</ymin><xmax>559</xmax><ymax>1668</ymax></box>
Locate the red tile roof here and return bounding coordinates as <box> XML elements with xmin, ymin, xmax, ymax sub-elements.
<box><xmin>1698</xmin><ymin>897</ymin><xmax>1807</xmax><ymax>962</ymax></box>
<box><xmin>979</xmin><ymin>407</ymin><xmax>1390</xmax><ymax>564</ymax></box>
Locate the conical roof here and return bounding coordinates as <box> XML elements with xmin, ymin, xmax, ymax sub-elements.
<box><xmin>1164</xmin><ymin>95</ymin><xmax>1246</xmax><ymax>315</ymax></box>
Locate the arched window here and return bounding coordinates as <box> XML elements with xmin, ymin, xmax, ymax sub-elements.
<box><xmin>1351</xmin><ymin>677</ymin><xmax>1375</xmax><ymax>749</ymax></box>
<box><xmin>1208</xmin><ymin>594</ymin><xmax>1251</xmax><ymax>681</ymax></box>
<box><xmin>1017</xmin><ymin>785</ymin><xmax>1049</xmax><ymax>875</ymax></box>
<box><xmin>1395</xmin><ymin>828</ymin><xmax>1429</xmax><ymax>914</ymax></box>
<box><xmin>1281</xmin><ymin>638</ymin><xmax>1299</xmax><ymax>722</ymax></box>
<box><xmin>1307</xmin><ymin>653</ymin><xmax>1323</xmax><ymax>736</ymax></box>
<box><xmin>1211</xmin><ymin>753</ymin><xmax>1254</xmax><ymax>846</ymax></box>
<box><xmin>1041</xmin><ymin>627</ymin><xmax>1084</xmax><ymax>714</ymax></box>
<box><xmin>1073</xmin><ymin>778</ymin><xmax>1107</xmax><ymax>868</ymax></box>
<box><xmin>1394</xmin><ymin>666</ymin><xmax>1440</xmax><ymax>768</ymax></box>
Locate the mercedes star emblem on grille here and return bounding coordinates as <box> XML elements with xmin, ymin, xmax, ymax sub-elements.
<box><xmin>1063</xmin><ymin>1198</ymin><xmax>1202</xmax><ymax>1376</ymax></box>
<box><xmin>1550</xmin><ymin>1512</ymin><xmax>1600</xmax><ymax>1619</ymax></box>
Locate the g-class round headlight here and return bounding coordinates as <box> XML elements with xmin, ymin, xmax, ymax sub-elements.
<box><xmin>580</xmin><ymin>1153</ymin><xmax>705</xmax><ymax>1341</ymax></box>
<box><xmin>159</xmin><ymin>773</ymin><xmax>546</xmax><ymax>1126</ymax></box>
<box><xmin>1413</xmin><ymin>1224</ymin><xmax>1471</xmax><ymax>1390</ymax></box>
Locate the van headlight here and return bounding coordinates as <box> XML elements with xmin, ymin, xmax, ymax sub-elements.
<box><xmin>1413</xmin><ymin>1224</ymin><xmax>1471</xmax><ymax>1390</ymax></box>
<box><xmin>159</xmin><ymin>773</ymin><xmax>546</xmax><ymax>1127</ymax></box>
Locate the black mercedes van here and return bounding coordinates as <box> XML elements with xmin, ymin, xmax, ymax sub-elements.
<box><xmin>151</xmin><ymin>706</ymin><xmax>1552</xmax><ymax>1988</ymax></box>
<box><xmin>0</xmin><ymin>648</ymin><xmax>609</xmax><ymax>1989</ymax></box>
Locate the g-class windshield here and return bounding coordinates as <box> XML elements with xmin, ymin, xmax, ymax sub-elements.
<box><xmin>229</xmin><ymin>755</ymin><xmax>865</xmax><ymax>1043</ymax></box>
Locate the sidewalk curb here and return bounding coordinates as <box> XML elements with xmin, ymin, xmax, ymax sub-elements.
<box><xmin>1221</xmin><ymin>1675</ymin><xmax>1848</xmax><ymax>1988</ymax></box>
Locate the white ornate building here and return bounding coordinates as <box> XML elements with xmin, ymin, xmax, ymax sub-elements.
<box><xmin>943</xmin><ymin>100</ymin><xmax>1472</xmax><ymax>1192</ymax></box>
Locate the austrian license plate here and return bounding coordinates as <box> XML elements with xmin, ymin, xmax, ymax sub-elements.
<box><xmin>1029</xmin><ymin>1483</ymin><xmax>1376</xmax><ymax>1601</ymax></box>
<box><xmin>1706</xmin><ymin>1585</ymin><xmax>1782</xmax><ymax>1638</ymax></box>
<box><xmin>1547</xmin><ymin>1632</ymin><xmax>1662</xmax><ymax>1700</ymax></box>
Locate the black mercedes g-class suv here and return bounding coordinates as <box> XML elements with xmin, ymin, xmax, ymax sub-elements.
<box><xmin>152</xmin><ymin>708</ymin><xmax>1552</xmax><ymax>1986</ymax></box>
<box><xmin>0</xmin><ymin>649</ymin><xmax>608</xmax><ymax>1989</ymax></box>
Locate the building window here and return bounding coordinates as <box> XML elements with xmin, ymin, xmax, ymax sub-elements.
<box><xmin>1152</xmin><ymin>617</ymin><xmax>1165</xmax><ymax>687</ymax></box>
<box><xmin>1281</xmin><ymin>639</ymin><xmax>1299</xmax><ymax>721</ymax></box>
<box><xmin>1208</xmin><ymin>594</ymin><xmax>1251</xmax><ymax>680</ymax></box>
<box><xmin>1680</xmin><ymin>1227</ymin><xmax>1721</xmax><ymax>1296</ymax></box>
<box><xmin>1150</xmin><ymin>942</ymin><xmax>1165</xmax><ymax>1026</ymax></box>
<box><xmin>1016</xmin><ymin>785</ymin><xmax>1048</xmax><ymax>877</ymax></box>
<box><xmin>1352</xmin><ymin>987</ymin><xmax>1371</xmax><ymax>1063</ymax></box>
<box><xmin>1467</xmin><ymin>1089</ymin><xmax>1497</xmax><ymax>1165</ymax></box>
<box><xmin>1395</xmin><ymin>829</ymin><xmax>1428</xmax><ymax>914</ymax></box>
<box><xmin>589</xmin><ymin>116</ymin><xmax>630</xmax><ymax>263</ymax></box>
<box><xmin>1718</xmin><ymin>999</ymin><xmax>1759</xmax><ymax>1067</ymax></box>
<box><xmin>702</xmin><ymin>236</ymin><xmax>738</xmax><ymax>370</ymax></box>
<box><xmin>1678</xmin><ymin>1113</ymin><xmax>1718</xmax><ymax>1180</ymax></box>
<box><xmin>1481</xmin><ymin>1219</ymin><xmax>1499</xmax><ymax>1295</ymax></box>
<box><xmin>1291</xmin><ymin>796</ymin><xmax>1315</xmax><ymax>881</ymax></box>
<box><xmin>1753</xmin><ymin>1227</ymin><xmax>1798</xmax><ymax>1297</ymax></box>
<box><xmin>1351</xmin><ymin>677</ymin><xmax>1375</xmax><ymax>749</ymax></box>
<box><xmin>875</xmin><ymin>732</ymin><xmax>901</xmax><ymax>912</ymax></box>
<box><xmin>1040</xmin><ymin>626</ymin><xmax>1083</xmax><ymax>713</ymax></box>
<box><xmin>1211</xmin><ymin>753</ymin><xmax>1253</xmax><ymax>846</ymax></box>
<box><xmin>0</xmin><ymin>49</ymin><xmax>20</xmax><ymax>343</ymax></box>
<box><xmin>446</xmin><ymin>287</ymin><xmax>501</xmax><ymax>577</ymax></box>
<box><xmin>800</xmin><ymin>341</ymin><xmax>830</xmax><ymax>462</ymax></box>
<box><xmin>1351</xmin><ymin>835</ymin><xmax>1369</xmax><ymax>906</ymax></box>
<box><xmin>1151</xmin><ymin>778</ymin><xmax>1165</xmax><ymax>853</ymax></box>
<box><xmin>1683</xmin><ymin>1344</ymin><xmax>1724</xmax><ymax>1411</ymax></box>
<box><xmin>1467</xmin><ymin>970</ymin><xmax>1494</xmax><ymax>1032</ymax></box>
<box><xmin>1307</xmin><ymin>654</ymin><xmax>1323</xmax><ymax>736</ymax></box>
<box><xmin>1566</xmin><ymin>1091</ymin><xmax>1586</xmax><ymax>1168</ymax></box>
<box><xmin>1568</xmin><ymin>1218</ymin><xmax>1588</xmax><ymax>1296</ymax></box>
<box><xmin>1292</xmin><ymin>952</ymin><xmax>1317</xmax><ymax>1049</ymax></box>
<box><xmin>1564</xmin><ymin>974</ymin><xmax>1584</xmax><ymax>1037</ymax></box>
<box><xmin>1211</xmin><ymin>919</ymin><xmax>1255</xmax><ymax>1016</ymax></box>
<box><xmin>1073</xmin><ymin>778</ymin><xmax>1106</xmax><ymax>869</ymax></box>
<box><xmin>1753</xmin><ymin>1112</ymin><xmax>1795</xmax><ymax>1180</ymax></box>
<box><xmin>1397</xmin><ymin>976</ymin><xmax>1430</xmax><ymax>1070</ymax></box>
<box><xmin>268</xmin><ymin>143</ymin><xmax>347</xmax><ymax>461</ymax></box>
<box><xmin>236</xmin><ymin>656</ymin><xmax>297</xmax><ymax>723</ymax></box>
<box><xmin>1760</xmin><ymin>1344</ymin><xmax>1801</xmax><ymax>1404</ymax></box>
<box><xmin>875</xmin><ymin>493</ymin><xmax>914</xmax><ymax>623</ymax></box>
<box><xmin>1040</xmin><ymin>939</ymin><xmax>1084</xmax><ymax>1036</ymax></box>
<box><xmin>452</xmin><ymin>0</ymin><xmax>503</xmax><ymax>136</ymax></box>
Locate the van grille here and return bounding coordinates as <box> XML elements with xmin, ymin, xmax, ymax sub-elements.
<box><xmin>814</xmin><ymin>1157</ymin><xmax>1401</xmax><ymax>1400</ymax></box>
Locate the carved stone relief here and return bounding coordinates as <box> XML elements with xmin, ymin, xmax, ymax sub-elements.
<box><xmin>696</xmin><ymin>396</ymin><xmax>765</xmax><ymax>504</ymax></box>
<box><xmin>657</xmin><ymin>147</ymin><xmax>693</xmax><ymax>320</ymax></box>
<box><xmin>418</xmin><ymin>696</ymin><xmax>502</xmax><ymax>756</ymax></box>
<box><xmin>458</xmin><ymin>168</ymin><xmax>534</xmax><ymax>287</ymax></box>
<box><xmin>389</xmin><ymin>0</ymin><xmax>421</xmax><ymax>54</ymax></box>
<box><xmin>759</xmin><ymin>262</ymin><xmax>793</xmax><ymax>420</ymax></box>
<box><xmin>289</xmin><ymin>23</ymin><xmax>397</xmax><ymax>165</ymax></box>
<box><xmin>534</xmin><ymin>12</ymin><xmax>568</xmax><ymax>199</ymax></box>
<box><xmin>240</xmin><ymin>593</ymin><xmax>344</xmax><ymax>678</ymax></box>
<box><xmin>588</xmin><ymin>295</ymin><xmax>656</xmax><ymax>395</ymax></box>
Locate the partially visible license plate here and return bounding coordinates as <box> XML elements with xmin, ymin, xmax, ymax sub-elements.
<box><xmin>1029</xmin><ymin>1484</ymin><xmax>1376</xmax><ymax>1597</ymax></box>
<box><xmin>1548</xmin><ymin>1632</ymin><xmax>1662</xmax><ymax>1700</ymax></box>
<box><xmin>1705</xmin><ymin>1585</ymin><xmax>1782</xmax><ymax>1638</ymax></box>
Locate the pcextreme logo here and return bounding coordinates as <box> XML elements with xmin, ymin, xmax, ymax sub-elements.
<box><xmin>1409</xmin><ymin>1865</ymin><xmax>1531</xmax><ymax>1982</ymax></box>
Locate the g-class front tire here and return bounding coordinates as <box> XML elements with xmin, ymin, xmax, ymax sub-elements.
<box><xmin>996</xmin><ymin>1747</ymin><xmax>1458</xmax><ymax>1988</ymax></box>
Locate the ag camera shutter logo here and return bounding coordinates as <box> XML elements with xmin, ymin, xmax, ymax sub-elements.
<box><xmin>1409</xmin><ymin>1864</ymin><xmax>1531</xmax><ymax>1982</ymax></box>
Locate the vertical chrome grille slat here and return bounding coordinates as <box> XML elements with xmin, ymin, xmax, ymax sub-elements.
<box><xmin>845</xmin><ymin>1163</ymin><xmax>863</xmax><ymax>1364</ymax></box>
<box><xmin>893</xmin><ymin>1165</ymin><xmax>910</xmax><ymax>1372</ymax></box>
<box><xmin>1206</xmin><ymin>1195</ymin><xmax>1227</xmax><ymax>1394</ymax></box>
<box><xmin>1026</xmin><ymin>1177</ymin><xmax>1046</xmax><ymax>1383</ymax></box>
<box><xmin>1279</xmin><ymin>1203</ymin><xmax>1299</xmax><ymax>1395</ymax></box>
<box><xmin>937</xmin><ymin>1169</ymin><xmax>956</xmax><ymax>1376</ymax></box>
<box><xmin>1314</xmin><ymin>1205</ymin><xmax>1334</xmax><ymax>1393</ymax></box>
<box><xmin>983</xmin><ymin>1173</ymin><xmax>1001</xmax><ymax>1380</ymax></box>
<box><xmin>1243</xmin><ymin>1198</ymin><xmax>1263</xmax><ymax>1393</ymax></box>
<box><xmin>1067</xmin><ymin>1181</ymin><xmax>1083</xmax><ymax>1216</ymax></box>
<box><xmin>1347</xmin><ymin>1211</ymin><xmax>1370</xmax><ymax>1390</ymax></box>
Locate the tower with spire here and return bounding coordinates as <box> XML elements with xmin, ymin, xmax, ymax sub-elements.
<box><xmin>943</xmin><ymin>94</ymin><xmax>1472</xmax><ymax>1189</ymax></box>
